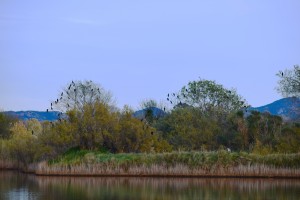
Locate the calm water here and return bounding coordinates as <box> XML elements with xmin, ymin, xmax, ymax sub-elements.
<box><xmin>1</xmin><ymin>171</ymin><xmax>300</xmax><ymax>200</ymax></box>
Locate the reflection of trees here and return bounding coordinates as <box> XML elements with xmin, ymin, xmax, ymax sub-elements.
<box><xmin>1</xmin><ymin>171</ymin><xmax>300</xmax><ymax>200</ymax></box>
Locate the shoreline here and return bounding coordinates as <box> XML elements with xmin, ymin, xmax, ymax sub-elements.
<box><xmin>2</xmin><ymin>151</ymin><xmax>300</xmax><ymax>179</ymax></box>
<box><xmin>2</xmin><ymin>167</ymin><xmax>300</xmax><ymax>179</ymax></box>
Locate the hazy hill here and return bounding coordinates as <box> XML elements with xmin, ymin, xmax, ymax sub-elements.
<box><xmin>250</xmin><ymin>97</ymin><xmax>300</xmax><ymax>121</ymax></box>
<box><xmin>133</xmin><ymin>107</ymin><xmax>166</xmax><ymax>119</ymax></box>
<box><xmin>3</xmin><ymin>111</ymin><xmax>60</xmax><ymax>121</ymax></box>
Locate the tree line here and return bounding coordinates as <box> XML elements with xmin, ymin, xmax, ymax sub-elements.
<box><xmin>1</xmin><ymin>66</ymin><xmax>300</xmax><ymax>165</ymax></box>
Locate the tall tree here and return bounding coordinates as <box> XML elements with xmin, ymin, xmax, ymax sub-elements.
<box><xmin>168</xmin><ymin>79</ymin><xmax>247</xmax><ymax>114</ymax></box>
<box><xmin>51</xmin><ymin>80</ymin><xmax>114</xmax><ymax>112</ymax></box>
<box><xmin>276</xmin><ymin>65</ymin><xmax>300</xmax><ymax>97</ymax></box>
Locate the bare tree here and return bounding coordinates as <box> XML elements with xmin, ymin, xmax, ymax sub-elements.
<box><xmin>51</xmin><ymin>80</ymin><xmax>114</xmax><ymax>112</ymax></box>
<box><xmin>276</xmin><ymin>65</ymin><xmax>300</xmax><ymax>97</ymax></box>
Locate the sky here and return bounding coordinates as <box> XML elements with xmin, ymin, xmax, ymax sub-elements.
<box><xmin>0</xmin><ymin>0</ymin><xmax>299</xmax><ymax>111</ymax></box>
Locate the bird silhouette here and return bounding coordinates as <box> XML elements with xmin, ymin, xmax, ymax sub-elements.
<box><xmin>167</xmin><ymin>93</ymin><xmax>169</xmax><ymax>97</ymax></box>
<box><xmin>61</xmin><ymin>92</ymin><xmax>63</xmax><ymax>96</ymax></box>
<box><xmin>167</xmin><ymin>98</ymin><xmax>169</xmax><ymax>101</ymax></box>
<box><xmin>173</xmin><ymin>93</ymin><xmax>175</xmax><ymax>96</ymax></box>
<box><xmin>74</xmin><ymin>89</ymin><xmax>76</xmax><ymax>92</ymax></box>
<box><xmin>170</xmin><ymin>101</ymin><xmax>173</xmax><ymax>104</ymax></box>
<box><xmin>186</xmin><ymin>89</ymin><xmax>188</xmax><ymax>92</ymax></box>
<box><xmin>282</xmin><ymin>72</ymin><xmax>284</xmax><ymax>77</ymax></box>
<box><xmin>163</xmin><ymin>107</ymin><xmax>166</xmax><ymax>111</ymax></box>
<box><xmin>51</xmin><ymin>103</ymin><xmax>52</xmax><ymax>106</ymax></box>
<box><xmin>46</xmin><ymin>109</ymin><xmax>48</xmax><ymax>112</ymax></box>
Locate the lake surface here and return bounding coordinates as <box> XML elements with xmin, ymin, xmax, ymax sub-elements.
<box><xmin>1</xmin><ymin>170</ymin><xmax>300</xmax><ymax>200</ymax></box>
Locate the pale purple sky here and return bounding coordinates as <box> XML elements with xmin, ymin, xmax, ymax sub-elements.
<box><xmin>1</xmin><ymin>0</ymin><xmax>299</xmax><ymax>111</ymax></box>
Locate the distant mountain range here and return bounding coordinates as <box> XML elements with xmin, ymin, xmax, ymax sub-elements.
<box><xmin>2</xmin><ymin>97</ymin><xmax>300</xmax><ymax>121</ymax></box>
<box><xmin>249</xmin><ymin>97</ymin><xmax>300</xmax><ymax>121</ymax></box>
<box><xmin>3</xmin><ymin>111</ymin><xmax>60</xmax><ymax>121</ymax></box>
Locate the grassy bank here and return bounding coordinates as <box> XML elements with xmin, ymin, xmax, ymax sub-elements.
<box><xmin>31</xmin><ymin>150</ymin><xmax>300</xmax><ymax>177</ymax></box>
<box><xmin>2</xmin><ymin>149</ymin><xmax>300</xmax><ymax>177</ymax></box>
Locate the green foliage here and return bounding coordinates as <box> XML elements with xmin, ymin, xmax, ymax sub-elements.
<box><xmin>0</xmin><ymin>112</ymin><xmax>17</xmax><ymax>139</ymax></box>
<box><xmin>170</xmin><ymin>79</ymin><xmax>247</xmax><ymax>114</ymax></box>
<box><xmin>8</xmin><ymin>121</ymin><xmax>37</xmax><ymax>165</ymax></box>
<box><xmin>156</xmin><ymin>107</ymin><xmax>220</xmax><ymax>151</ymax></box>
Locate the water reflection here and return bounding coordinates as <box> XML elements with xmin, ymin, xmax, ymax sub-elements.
<box><xmin>1</xmin><ymin>170</ymin><xmax>300</xmax><ymax>200</ymax></box>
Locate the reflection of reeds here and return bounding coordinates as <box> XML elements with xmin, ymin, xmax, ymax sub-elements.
<box><xmin>0</xmin><ymin>159</ymin><xmax>18</xmax><ymax>169</ymax></box>
<box><xmin>2</xmin><ymin>170</ymin><xmax>300</xmax><ymax>200</ymax></box>
<box><xmin>34</xmin><ymin>162</ymin><xmax>300</xmax><ymax>178</ymax></box>
<box><xmin>34</xmin><ymin>176</ymin><xmax>300</xmax><ymax>192</ymax></box>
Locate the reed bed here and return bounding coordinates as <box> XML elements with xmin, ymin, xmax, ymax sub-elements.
<box><xmin>32</xmin><ymin>151</ymin><xmax>300</xmax><ymax>178</ymax></box>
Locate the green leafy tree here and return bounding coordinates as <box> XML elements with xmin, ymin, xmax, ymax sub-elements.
<box><xmin>115</xmin><ymin>106</ymin><xmax>171</xmax><ymax>153</ymax></box>
<box><xmin>8</xmin><ymin>121</ymin><xmax>37</xmax><ymax>165</ymax></box>
<box><xmin>168</xmin><ymin>79</ymin><xmax>247</xmax><ymax>114</ymax></box>
<box><xmin>0</xmin><ymin>112</ymin><xmax>18</xmax><ymax>139</ymax></box>
<box><xmin>157</xmin><ymin>107</ymin><xmax>219</xmax><ymax>151</ymax></box>
<box><xmin>67</xmin><ymin>101</ymin><xmax>118</xmax><ymax>150</ymax></box>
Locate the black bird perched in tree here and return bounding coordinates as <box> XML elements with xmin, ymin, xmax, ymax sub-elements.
<box><xmin>74</xmin><ymin>89</ymin><xmax>76</xmax><ymax>92</ymax></box>
<box><xmin>170</xmin><ymin>101</ymin><xmax>173</xmax><ymax>104</ymax></box>
<box><xmin>57</xmin><ymin>98</ymin><xmax>59</xmax><ymax>102</ymax></box>
<box><xmin>281</xmin><ymin>72</ymin><xmax>284</xmax><ymax>77</ymax></box>
<box><xmin>183</xmin><ymin>94</ymin><xmax>186</xmax><ymax>98</ymax></box>
<box><xmin>67</xmin><ymin>103</ymin><xmax>70</xmax><ymax>107</ymax></box>
<box><xmin>163</xmin><ymin>107</ymin><xmax>166</xmax><ymax>111</ymax></box>
<box><xmin>167</xmin><ymin>93</ymin><xmax>169</xmax><ymax>97</ymax></box>
<box><xmin>173</xmin><ymin>93</ymin><xmax>175</xmax><ymax>96</ymax></box>
<box><xmin>46</xmin><ymin>109</ymin><xmax>48</xmax><ymax>112</ymax></box>
<box><xmin>186</xmin><ymin>89</ymin><xmax>188</xmax><ymax>92</ymax></box>
<box><xmin>167</xmin><ymin>98</ymin><xmax>169</xmax><ymax>101</ymax></box>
